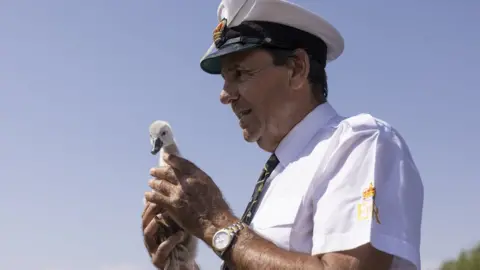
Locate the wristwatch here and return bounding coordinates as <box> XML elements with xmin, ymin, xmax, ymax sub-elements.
<box><xmin>211</xmin><ymin>221</ymin><xmax>246</xmax><ymax>258</ymax></box>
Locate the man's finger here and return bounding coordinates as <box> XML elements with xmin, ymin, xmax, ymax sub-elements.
<box><xmin>144</xmin><ymin>218</ymin><xmax>160</xmax><ymax>254</ymax></box>
<box><xmin>149</xmin><ymin>166</ymin><xmax>178</xmax><ymax>185</ymax></box>
<box><xmin>142</xmin><ymin>203</ymin><xmax>162</xmax><ymax>230</ymax></box>
<box><xmin>148</xmin><ymin>179</ymin><xmax>174</xmax><ymax>195</ymax></box>
<box><xmin>152</xmin><ymin>231</ymin><xmax>185</xmax><ymax>266</ymax></box>
<box><xmin>163</xmin><ymin>153</ymin><xmax>195</xmax><ymax>174</ymax></box>
<box><xmin>145</xmin><ymin>190</ymin><xmax>172</xmax><ymax>207</ymax></box>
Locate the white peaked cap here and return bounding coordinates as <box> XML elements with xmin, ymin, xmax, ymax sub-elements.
<box><xmin>200</xmin><ymin>0</ymin><xmax>344</xmax><ymax>74</ymax></box>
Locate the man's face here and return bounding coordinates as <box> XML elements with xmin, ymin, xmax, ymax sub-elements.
<box><xmin>219</xmin><ymin>49</ymin><xmax>295</xmax><ymax>146</ymax></box>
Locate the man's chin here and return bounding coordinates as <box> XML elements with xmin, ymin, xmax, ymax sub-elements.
<box><xmin>242</xmin><ymin>128</ymin><xmax>260</xmax><ymax>142</ymax></box>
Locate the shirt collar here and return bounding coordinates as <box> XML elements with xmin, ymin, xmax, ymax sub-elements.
<box><xmin>274</xmin><ymin>102</ymin><xmax>338</xmax><ymax>167</ymax></box>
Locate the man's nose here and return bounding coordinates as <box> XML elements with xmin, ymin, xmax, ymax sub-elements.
<box><xmin>219</xmin><ymin>84</ymin><xmax>239</xmax><ymax>104</ymax></box>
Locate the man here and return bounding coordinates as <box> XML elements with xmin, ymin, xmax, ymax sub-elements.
<box><xmin>142</xmin><ymin>0</ymin><xmax>424</xmax><ymax>269</ymax></box>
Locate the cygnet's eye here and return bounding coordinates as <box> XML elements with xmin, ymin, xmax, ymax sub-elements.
<box><xmin>161</xmin><ymin>131</ymin><xmax>167</xmax><ymax>136</ymax></box>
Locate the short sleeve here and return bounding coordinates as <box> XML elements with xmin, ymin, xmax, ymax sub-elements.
<box><xmin>310</xmin><ymin>124</ymin><xmax>423</xmax><ymax>269</ymax></box>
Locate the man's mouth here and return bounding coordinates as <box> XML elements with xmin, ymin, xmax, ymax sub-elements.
<box><xmin>238</xmin><ymin>109</ymin><xmax>252</xmax><ymax>119</ymax></box>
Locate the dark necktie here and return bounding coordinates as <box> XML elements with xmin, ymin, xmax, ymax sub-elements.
<box><xmin>221</xmin><ymin>154</ymin><xmax>280</xmax><ymax>270</ymax></box>
<box><xmin>240</xmin><ymin>153</ymin><xmax>280</xmax><ymax>225</ymax></box>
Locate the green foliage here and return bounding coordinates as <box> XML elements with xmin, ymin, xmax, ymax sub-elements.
<box><xmin>440</xmin><ymin>243</ymin><xmax>480</xmax><ymax>270</ymax></box>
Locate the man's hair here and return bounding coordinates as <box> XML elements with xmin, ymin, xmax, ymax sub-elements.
<box><xmin>266</xmin><ymin>49</ymin><xmax>328</xmax><ymax>102</ymax></box>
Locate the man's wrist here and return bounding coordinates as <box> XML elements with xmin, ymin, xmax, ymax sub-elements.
<box><xmin>203</xmin><ymin>210</ymin><xmax>239</xmax><ymax>244</ymax></box>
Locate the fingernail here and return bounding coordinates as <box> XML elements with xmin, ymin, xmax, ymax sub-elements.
<box><xmin>149</xmin><ymin>168</ymin><xmax>155</xmax><ymax>175</ymax></box>
<box><xmin>154</xmin><ymin>215</ymin><xmax>162</xmax><ymax>223</ymax></box>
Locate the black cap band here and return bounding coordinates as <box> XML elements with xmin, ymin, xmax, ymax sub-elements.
<box><xmin>222</xmin><ymin>21</ymin><xmax>327</xmax><ymax>65</ymax></box>
<box><xmin>201</xmin><ymin>20</ymin><xmax>328</xmax><ymax>74</ymax></box>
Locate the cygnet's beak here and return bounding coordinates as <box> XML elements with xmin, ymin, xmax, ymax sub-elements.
<box><xmin>150</xmin><ymin>137</ymin><xmax>164</xmax><ymax>155</ymax></box>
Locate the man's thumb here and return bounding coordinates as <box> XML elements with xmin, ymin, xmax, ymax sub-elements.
<box><xmin>163</xmin><ymin>153</ymin><xmax>195</xmax><ymax>173</ymax></box>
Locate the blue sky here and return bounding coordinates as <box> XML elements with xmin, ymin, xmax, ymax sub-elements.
<box><xmin>1</xmin><ymin>0</ymin><xmax>479</xmax><ymax>269</ymax></box>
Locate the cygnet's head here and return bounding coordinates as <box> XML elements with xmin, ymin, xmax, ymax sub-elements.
<box><xmin>149</xmin><ymin>120</ymin><xmax>175</xmax><ymax>155</ymax></box>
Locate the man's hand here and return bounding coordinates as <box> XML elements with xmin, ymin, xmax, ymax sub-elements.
<box><xmin>144</xmin><ymin>153</ymin><xmax>235</xmax><ymax>244</ymax></box>
<box><xmin>142</xmin><ymin>202</ymin><xmax>189</xmax><ymax>269</ymax></box>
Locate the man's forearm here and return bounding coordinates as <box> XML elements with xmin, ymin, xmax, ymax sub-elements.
<box><xmin>222</xmin><ymin>228</ymin><xmax>324</xmax><ymax>270</ymax></box>
<box><xmin>207</xmin><ymin>213</ymin><xmax>392</xmax><ymax>270</ymax></box>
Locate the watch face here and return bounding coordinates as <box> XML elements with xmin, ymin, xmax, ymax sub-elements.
<box><xmin>213</xmin><ymin>230</ymin><xmax>232</xmax><ymax>251</ymax></box>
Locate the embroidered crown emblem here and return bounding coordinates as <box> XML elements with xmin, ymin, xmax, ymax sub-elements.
<box><xmin>362</xmin><ymin>182</ymin><xmax>376</xmax><ymax>200</ymax></box>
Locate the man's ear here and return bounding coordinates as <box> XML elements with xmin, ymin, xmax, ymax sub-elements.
<box><xmin>286</xmin><ymin>49</ymin><xmax>310</xmax><ymax>90</ymax></box>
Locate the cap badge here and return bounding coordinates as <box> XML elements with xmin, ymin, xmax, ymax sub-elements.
<box><xmin>213</xmin><ymin>18</ymin><xmax>227</xmax><ymax>48</ymax></box>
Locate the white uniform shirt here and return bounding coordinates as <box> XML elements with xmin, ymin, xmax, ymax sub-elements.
<box><xmin>249</xmin><ymin>102</ymin><xmax>423</xmax><ymax>270</ymax></box>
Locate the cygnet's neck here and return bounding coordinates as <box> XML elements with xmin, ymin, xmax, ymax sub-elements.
<box><xmin>162</xmin><ymin>142</ymin><xmax>181</xmax><ymax>156</ymax></box>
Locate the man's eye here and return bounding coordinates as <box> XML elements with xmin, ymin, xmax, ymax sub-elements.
<box><xmin>234</xmin><ymin>70</ymin><xmax>243</xmax><ymax>78</ymax></box>
<box><xmin>235</xmin><ymin>70</ymin><xmax>250</xmax><ymax>80</ymax></box>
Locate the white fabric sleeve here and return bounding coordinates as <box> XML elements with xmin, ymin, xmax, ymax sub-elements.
<box><xmin>309</xmin><ymin>124</ymin><xmax>423</xmax><ymax>269</ymax></box>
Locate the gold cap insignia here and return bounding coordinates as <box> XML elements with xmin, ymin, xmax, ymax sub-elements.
<box><xmin>213</xmin><ymin>18</ymin><xmax>227</xmax><ymax>47</ymax></box>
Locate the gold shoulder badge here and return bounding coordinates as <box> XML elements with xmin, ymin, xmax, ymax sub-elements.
<box><xmin>357</xmin><ymin>182</ymin><xmax>381</xmax><ymax>224</ymax></box>
<box><xmin>362</xmin><ymin>182</ymin><xmax>376</xmax><ymax>200</ymax></box>
<box><xmin>213</xmin><ymin>18</ymin><xmax>227</xmax><ymax>46</ymax></box>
